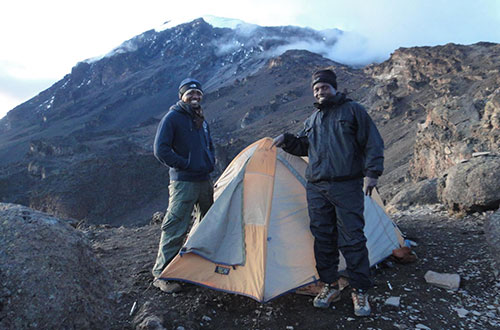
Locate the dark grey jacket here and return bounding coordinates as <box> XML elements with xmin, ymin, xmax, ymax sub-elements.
<box><xmin>282</xmin><ymin>93</ymin><xmax>384</xmax><ymax>183</ymax></box>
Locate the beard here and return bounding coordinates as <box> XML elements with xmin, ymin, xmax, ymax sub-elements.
<box><xmin>317</xmin><ymin>93</ymin><xmax>337</xmax><ymax>104</ymax></box>
<box><xmin>190</xmin><ymin>100</ymin><xmax>201</xmax><ymax>108</ymax></box>
<box><xmin>317</xmin><ymin>95</ymin><xmax>330</xmax><ymax>104</ymax></box>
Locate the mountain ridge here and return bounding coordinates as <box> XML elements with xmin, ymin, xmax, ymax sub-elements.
<box><xmin>0</xmin><ymin>18</ymin><xmax>498</xmax><ymax>225</ymax></box>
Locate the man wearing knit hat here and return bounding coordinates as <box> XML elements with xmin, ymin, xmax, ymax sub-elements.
<box><xmin>272</xmin><ymin>68</ymin><xmax>384</xmax><ymax>317</ymax></box>
<box><xmin>152</xmin><ymin>78</ymin><xmax>215</xmax><ymax>293</ymax></box>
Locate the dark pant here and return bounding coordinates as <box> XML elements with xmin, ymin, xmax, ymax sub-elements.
<box><xmin>152</xmin><ymin>180</ymin><xmax>213</xmax><ymax>277</ymax></box>
<box><xmin>306</xmin><ymin>179</ymin><xmax>373</xmax><ymax>290</ymax></box>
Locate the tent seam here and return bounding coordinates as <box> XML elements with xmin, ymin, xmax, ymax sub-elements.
<box><xmin>261</xmin><ymin>142</ymin><xmax>278</xmax><ymax>300</ymax></box>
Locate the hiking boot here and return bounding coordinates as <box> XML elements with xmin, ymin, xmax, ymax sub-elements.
<box><xmin>313</xmin><ymin>282</ymin><xmax>341</xmax><ymax>308</ymax></box>
<box><xmin>153</xmin><ymin>278</ymin><xmax>181</xmax><ymax>293</ymax></box>
<box><xmin>351</xmin><ymin>288</ymin><xmax>371</xmax><ymax>316</ymax></box>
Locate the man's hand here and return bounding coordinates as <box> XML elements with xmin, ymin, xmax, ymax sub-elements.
<box><xmin>271</xmin><ymin>134</ymin><xmax>285</xmax><ymax>148</ymax></box>
<box><xmin>365</xmin><ymin>177</ymin><xmax>378</xmax><ymax>196</ymax></box>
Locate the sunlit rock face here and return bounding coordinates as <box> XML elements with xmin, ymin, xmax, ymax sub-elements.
<box><xmin>400</xmin><ymin>43</ymin><xmax>500</xmax><ymax>181</ymax></box>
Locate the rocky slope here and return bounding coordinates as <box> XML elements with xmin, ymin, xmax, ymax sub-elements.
<box><xmin>0</xmin><ymin>19</ymin><xmax>499</xmax><ymax>226</ymax></box>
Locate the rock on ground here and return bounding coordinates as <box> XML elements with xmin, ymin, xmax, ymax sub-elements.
<box><xmin>0</xmin><ymin>203</ymin><xmax>115</xmax><ymax>329</ymax></box>
<box><xmin>424</xmin><ymin>270</ymin><xmax>461</xmax><ymax>291</ymax></box>
<box><xmin>438</xmin><ymin>156</ymin><xmax>500</xmax><ymax>213</ymax></box>
<box><xmin>387</xmin><ymin>178</ymin><xmax>438</xmax><ymax>213</ymax></box>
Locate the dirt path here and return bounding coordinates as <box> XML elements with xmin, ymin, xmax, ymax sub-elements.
<box><xmin>85</xmin><ymin>207</ymin><xmax>500</xmax><ymax>329</ymax></box>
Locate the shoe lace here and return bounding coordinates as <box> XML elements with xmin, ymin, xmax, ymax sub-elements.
<box><xmin>318</xmin><ymin>284</ymin><xmax>331</xmax><ymax>299</ymax></box>
<box><xmin>353</xmin><ymin>290</ymin><xmax>367</xmax><ymax>308</ymax></box>
<box><xmin>318</xmin><ymin>283</ymin><xmax>339</xmax><ymax>299</ymax></box>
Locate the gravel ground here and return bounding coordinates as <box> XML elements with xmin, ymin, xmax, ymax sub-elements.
<box><xmin>85</xmin><ymin>205</ymin><xmax>500</xmax><ymax>330</ymax></box>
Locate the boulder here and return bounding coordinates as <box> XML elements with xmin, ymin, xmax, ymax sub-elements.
<box><xmin>437</xmin><ymin>156</ymin><xmax>500</xmax><ymax>213</ymax></box>
<box><xmin>386</xmin><ymin>178</ymin><xmax>438</xmax><ymax>213</ymax></box>
<box><xmin>0</xmin><ymin>203</ymin><xmax>114</xmax><ymax>329</ymax></box>
<box><xmin>485</xmin><ymin>209</ymin><xmax>500</xmax><ymax>277</ymax></box>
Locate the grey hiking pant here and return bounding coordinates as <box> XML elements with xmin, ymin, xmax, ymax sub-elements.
<box><xmin>152</xmin><ymin>180</ymin><xmax>213</xmax><ymax>278</ymax></box>
<box><xmin>306</xmin><ymin>179</ymin><xmax>373</xmax><ymax>290</ymax></box>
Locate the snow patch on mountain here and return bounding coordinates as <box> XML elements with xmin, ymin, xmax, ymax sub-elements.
<box><xmin>83</xmin><ymin>16</ymin><xmax>388</xmax><ymax>69</ymax></box>
<box><xmin>155</xmin><ymin>15</ymin><xmax>256</xmax><ymax>32</ymax></box>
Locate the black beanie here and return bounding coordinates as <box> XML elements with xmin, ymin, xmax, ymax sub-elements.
<box><xmin>178</xmin><ymin>78</ymin><xmax>203</xmax><ymax>99</ymax></box>
<box><xmin>311</xmin><ymin>69</ymin><xmax>337</xmax><ymax>90</ymax></box>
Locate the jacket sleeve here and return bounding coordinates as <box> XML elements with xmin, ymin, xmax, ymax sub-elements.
<box><xmin>281</xmin><ymin>125</ymin><xmax>310</xmax><ymax>157</ymax></box>
<box><xmin>353</xmin><ymin>104</ymin><xmax>384</xmax><ymax>178</ymax></box>
<box><xmin>153</xmin><ymin>113</ymin><xmax>189</xmax><ymax>169</ymax></box>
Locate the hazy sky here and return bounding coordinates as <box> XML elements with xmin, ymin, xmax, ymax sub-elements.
<box><xmin>1</xmin><ymin>0</ymin><xmax>499</xmax><ymax>119</ymax></box>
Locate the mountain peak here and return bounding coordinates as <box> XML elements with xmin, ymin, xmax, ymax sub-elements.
<box><xmin>155</xmin><ymin>16</ymin><xmax>256</xmax><ymax>32</ymax></box>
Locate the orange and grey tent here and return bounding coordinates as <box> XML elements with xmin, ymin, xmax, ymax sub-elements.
<box><xmin>159</xmin><ymin>137</ymin><xmax>404</xmax><ymax>302</ymax></box>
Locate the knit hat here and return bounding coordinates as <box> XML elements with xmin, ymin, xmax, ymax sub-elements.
<box><xmin>178</xmin><ymin>78</ymin><xmax>203</xmax><ymax>99</ymax></box>
<box><xmin>311</xmin><ymin>69</ymin><xmax>337</xmax><ymax>90</ymax></box>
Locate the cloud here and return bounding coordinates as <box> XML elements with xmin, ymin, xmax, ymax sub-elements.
<box><xmin>325</xmin><ymin>31</ymin><xmax>389</xmax><ymax>66</ymax></box>
<box><xmin>204</xmin><ymin>0</ymin><xmax>500</xmax><ymax>67</ymax></box>
<box><xmin>244</xmin><ymin>28</ymin><xmax>384</xmax><ymax>67</ymax></box>
<box><xmin>291</xmin><ymin>0</ymin><xmax>500</xmax><ymax>64</ymax></box>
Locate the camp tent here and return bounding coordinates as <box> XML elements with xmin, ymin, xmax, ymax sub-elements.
<box><xmin>159</xmin><ymin>137</ymin><xmax>404</xmax><ymax>302</ymax></box>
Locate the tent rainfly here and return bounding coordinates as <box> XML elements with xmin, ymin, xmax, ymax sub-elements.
<box><xmin>159</xmin><ymin>137</ymin><xmax>404</xmax><ymax>302</ymax></box>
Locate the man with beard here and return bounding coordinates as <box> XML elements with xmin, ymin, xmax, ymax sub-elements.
<box><xmin>272</xmin><ymin>69</ymin><xmax>384</xmax><ymax>316</ymax></box>
<box><xmin>152</xmin><ymin>78</ymin><xmax>215</xmax><ymax>293</ymax></box>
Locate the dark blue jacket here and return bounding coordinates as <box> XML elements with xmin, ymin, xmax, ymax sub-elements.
<box><xmin>154</xmin><ymin>101</ymin><xmax>215</xmax><ymax>181</ymax></box>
